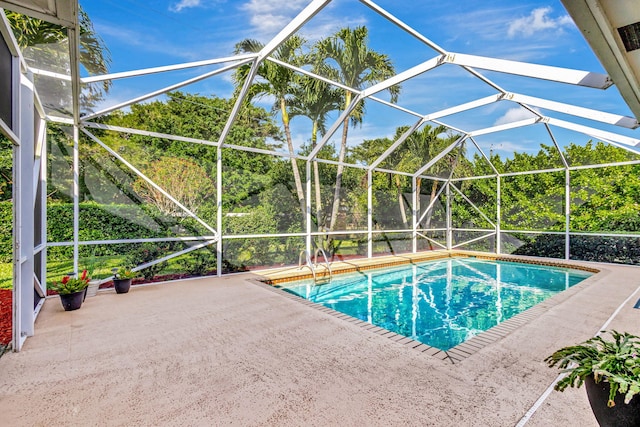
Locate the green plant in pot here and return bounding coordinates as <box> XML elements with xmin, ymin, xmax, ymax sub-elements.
<box><xmin>49</xmin><ymin>270</ymin><xmax>91</xmax><ymax>311</ymax></box>
<box><xmin>545</xmin><ymin>330</ymin><xmax>640</xmax><ymax>427</ymax></box>
<box><xmin>111</xmin><ymin>268</ymin><xmax>137</xmax><ymax>294</ymax></box>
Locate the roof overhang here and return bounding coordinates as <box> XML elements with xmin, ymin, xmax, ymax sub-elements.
<box><xmin>561</xmin><ymin>0</ymin><xmax>640</xmax><ymax>120</ymax></box>
<box><xmin>0</xmin><ymin>0</ymin><xmax>76</xmax><ymax>27</ymax></box>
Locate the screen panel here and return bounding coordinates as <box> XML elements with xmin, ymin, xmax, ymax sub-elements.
<box><xmin>0</xmin><ymin>34</ymin><xmax>12</xmax><ymax>130</ymax></box>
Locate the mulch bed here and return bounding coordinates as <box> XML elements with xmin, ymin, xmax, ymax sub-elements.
<box><xmin>0</xmin><ymin>289</ymin><xmax>11</xmax><ymax>346</ymax></box>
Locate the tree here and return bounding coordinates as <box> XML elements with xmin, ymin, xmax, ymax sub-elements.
<box><xmin>314</xmin><ymin>27</ymin><xmax>400</xmax><ymax>232</ymax></box>
<box><xmin>234</xmin><ymin>37</ymin><xmax>308</xmax><ymax>222</ymax></box>
<box><xmin>132</xmin><ymin>157</ymin><xmax>214</xmax><ymax>217</ymax></box>
<box><xmin>288</xmin><ymin>76</ymin><xmax>342</xmax><ymax>227</ymax></box>
<box><xmin>398</xmin><ymin>125</ymin><xmax>457</xmax><ymax>230</ymax></box>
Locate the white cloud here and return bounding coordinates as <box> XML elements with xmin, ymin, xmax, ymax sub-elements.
<box><xmin>170</xmin><ymin>0</ymin><xmax>202</xmax><ymax>13</ymax></box>
<box><xmin>507</xmin><ymin>7</ymin><xmax>573</xmax><ymax>38</ymax></box>
<box><xmin>239</xmin><ymin>0</ymin><xmax>365</xmax><ymax>41</ymax></box>
<box><xmin>494</xmin><ymin>107</ymin><xmax>540</xmax><ymax>126</ymax></box>
<box><xmin>240</xmin><ymin>0</ymin><xmax>309</xmax><ymax>36</ymax></box>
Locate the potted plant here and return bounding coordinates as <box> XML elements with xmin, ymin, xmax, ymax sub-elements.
<box><xmin>545</xmin><ymin>330</ymin><xmax>640</xmax><ymax>426</ymax></box>
<box><xmin>48</xmin><ymin>270</ymin><xmax>91</xmax><ymax>311</ymax></box>
<box><xmin>111</xmin><ymin>268</ymin><xmax>137</xmax><ymax>294</ymax></box>
<box><xmin>83</xmin><ymin>254</ymin><xmax>104</xmax><ymax>298</ymax></box>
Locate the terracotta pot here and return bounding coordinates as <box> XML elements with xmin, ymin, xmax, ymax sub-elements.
<box><xmin>59</xmin><ymin>290</ymin><xmax>84</xmax><ymax>311</ymax></box>
<box><xmin>585</xmin><ymin>375</ymin><xmax>640</xmax><ymax>427</ymax></box>
<box><xmin>114</xmin><ymin>278</ymin><xmax>132</xmax><ymax>294</ymax></box>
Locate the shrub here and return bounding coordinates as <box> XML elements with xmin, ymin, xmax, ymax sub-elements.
<box><xmin>125</xmin><ymin>242</ymin><xmax>179</xmax><ymax>280</ymax></box>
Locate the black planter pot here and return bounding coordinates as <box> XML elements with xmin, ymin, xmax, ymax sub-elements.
<box><xmin>585</xmin><ymin>375</ymin><xmax>640</xmax><ymax>427</ymax></box>
<box><xmin>114</xmin><ymin>278</ymin><xmax>132</xmax><ymax>294</ymax></box>
<box><xmin>59</xmin><ymin>290</ymin><xmax>85</xmax><ymax>311</ymax></box>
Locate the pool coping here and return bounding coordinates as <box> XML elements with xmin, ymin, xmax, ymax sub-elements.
<box><xmin>252</xmin><ymin>250</ymin><xmax>601</xmax><ymax>363</ymax></box>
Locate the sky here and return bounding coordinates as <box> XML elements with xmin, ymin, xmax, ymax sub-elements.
<box><xmin>75</xmin><ymin>0</ymin><xmax>640</xmax><ymax>165</ymax></box>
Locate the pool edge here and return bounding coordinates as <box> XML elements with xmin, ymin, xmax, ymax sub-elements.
<box><xmin>250</xmin><ymin>250</ymin><xmax>602</xmax><ymax>363</ymax></box>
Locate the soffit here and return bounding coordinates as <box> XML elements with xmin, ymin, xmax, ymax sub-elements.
<box><xmin>0</xmin><ymin>0</ymin><xmax>75</xmax><ymax>27</ymax></box>
<box><xmin>562</xmin><ymin>0</ymin><xmax>640</xmax><ymax>120</ymax></box>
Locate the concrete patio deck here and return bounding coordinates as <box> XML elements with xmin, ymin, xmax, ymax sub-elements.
<box><xmin>1</xmin><ymin>255</ymin><xmax>639</xmax><ymax>426</ymax></box>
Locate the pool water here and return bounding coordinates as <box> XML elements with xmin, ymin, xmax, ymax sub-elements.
<box><xmin>279</xmin><ymin>257</ymin><xmax>593</xmax><ymax>351</ymax></box>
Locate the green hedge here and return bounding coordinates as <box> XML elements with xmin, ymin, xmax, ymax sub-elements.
<box><xmin>0</xmin><ymin>201</ymin><xmax>213</xmax><ymax>262</ymax></box>
<box><xmin>0</xmin><ymin>202</ymin><xmax>11</xmax><ymax>263</ymax></box>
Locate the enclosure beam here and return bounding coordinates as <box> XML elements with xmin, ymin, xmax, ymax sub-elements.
<box><xmin>367</xmin><ymin>171</ymin><xmax>373</xmax><ymax>258</ymax></box>
<box><xmin>308</xmin><ymin>95</ymin><xmax>363</xmax><ymax>160</ymax></box>
<box><xmin>257</xmin><ymin>0</ymin><xmax>331</xmax><ymax>61</ymax></box>
<box><xmin>13</xmin><ymin>68</ymin><xmax>39</xmax><ymax>350</ymax></box>
<box><xmin>444</xmin><ymin>53</ymin><xmax>613</xmax><ymax>89</ymax></box>
<box><xmin>544</xmin><ymin>124</ymin><xmax>570</xmax><ymax>169</ymax></box>
<box><xmin>548</xmin><ymin>117</ymin><xmax>640</xmax><ymax>150</ymax></box>
<box><xmin>446</xmin><ymin>183</ymin><xmax>452</xmax><ymax>250</ymax></box>
<box><xmin>416</xmin><ymin>181</ymin><xmax>448</xmax><ymax>226</ymax></box>
<box><xmin>424</xmin><ymin>94</ymin><xmax>502</xmax><ymax>122</ymax></box>
<box><xmin>369</xmin><ymin>118</ymin><xmax>424</xmax><ymax>169</ymax></box>
<box><xmin>496</xmin><ymin>175</ymin><xmax>501</xmax><ymax>255</ymax></box>
<box><xmin>360</xmin><ymin>56</ymin><xmax>444</xmax><ymax>99</ymax></box>
<box><xmin>565</xmin><ymin>169</ymin><xmax>571</xmax><ymax>260</ymax></box>
<box><xmin>82</xmin><ymin>129</ymin><xmax>219</xmax><ymax>237</ymax></box>
<box><xmin>72</xmin><ymin>125</ymin><xmax>79</xmax><ymax>276</ymax></box>
<box><xmin>468</xmin><ymin>137</ymin><xmax>500</xmax><ymax>175</ymax></box>
<box><xmin>412</xmin><ymin>176</ymin><xmax>417</xmax><ymax>253</ymax></box>
<box><xmin>450</xmin><ymin>183</ymin><xmax>496</xmax><ymax>228</ymax></box>
<box><xmin>507</xmin><ymin>92</ymin><xmax>639</xmax><ymax>129</ymax></box>
<box><xmin>81</xmin><ymin>54</ymin><xmax>257</xmax><ymax>84</ymax></box>
<box><xmin>469</xmin><ymin>118</ymin><xmax>539</xmax><ymax>137</ymax></box>
<box><xmin>82</xmin><ymin>59</ymin><xmax>254</xmax><ymax>121</ymax></box>
<box><xmin>414</xmin><ymin>135</ymin><xmax>465</xmax><ymax>177</ymax></box>
<box><xmin>359</xmin><ymin>0</ymin><xmax>447</xmax><ymax>55</ymax></box>
<box><xmin>306</xmin><ymin>162</ymin><xmax>312</xmax><ymax>256</ymax></box>
<box><xmin>217</xmin><ymin>147</ymin><xmax>223</xmax><ymax>276</ymax></box>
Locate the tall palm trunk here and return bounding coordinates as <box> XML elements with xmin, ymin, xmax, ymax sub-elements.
<box><xmin>424</xmin><ymin>180</ymin><xmax>438</xmax><ymax>230</ymax></box>
<box><xmin>396</xmin><ymin>174</ymin><xmax>408</xmax><ymax>228</ymax></box>
<box><xmin>281</xmin><ymin>98</ymin><xmax>306</xmax><ymax>220</ymax></box>
<box><xmin>329</xmin><ymin>91</ymin><xmax>352</xmax><ymax>231</ymax></box>
<box><xmin>311</xmin><ymin>120</ymin><xmax>323</xmax><ymax>230</ymax></box>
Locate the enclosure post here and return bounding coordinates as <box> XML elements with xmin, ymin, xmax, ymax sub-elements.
<box><xmin>565</xmin><ymin>168</ymin><xmax>570</xmax><ymax>260</ymax></box>
<box><xmin>39</xmin><ymin>123</ymin><xmax>47</xmax><ymax>299</ymax></box>
<box><xmin>367</xmin><ymin>170</ymin><xmax>373</xmax><ymax>258</ymax></box>
<box><xmin>412</xmin><ymin>175</ymin><xmax>417</xmax><ymax>253</ymax></box>
<box><xmin>73</xmin><ymin>125</ymin><xmax>79</xmax><ymax>275</ymax></box>
<box><xmin>16</xmin><ymin>70</ymin><xmax>35</xmax><ymax>345</ymax></box>
<box><xmin>446</xmin><ymin>182</ymin><xmax>452</xmax><ymax>250</ymax></box>
<box><xmin>216</xmin><ymin>147</ymin><xmax>223</xmax><ymax>276</ymax></box>
<box><xmin>496</xmin><ymin>175</ymin><xmax>501</xmax><ymax>255</ymax></box>
<box><xmin>306</xmin><ymin>161</ymin><xmax>312</xmax><ymax>255</ymax></box>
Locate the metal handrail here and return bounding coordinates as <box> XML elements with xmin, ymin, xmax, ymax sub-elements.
<box><xmin>314</xmin><ymin>247</ymin><xmax>332</xmax><ymax>281</ymax></box>
<box><xmin>299</xmin><ymin>248</ymin><xmax>333</xmax><ymax>284</ymax></box>
<box><xmin>298</xmin><ymin>250</ymin><xmax>316</xmax><ymax>282</ymax></box>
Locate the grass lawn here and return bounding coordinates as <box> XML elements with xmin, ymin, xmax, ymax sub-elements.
<box><xmin>0</xmin><ymin>263</ymin><xmax>11</xmax><ymax>290</ymax></box>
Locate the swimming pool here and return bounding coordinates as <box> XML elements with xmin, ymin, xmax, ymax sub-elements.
<box><xmin>278</xmin><ymin>257</ymin><xmax>593</xmax><ymax>351</ymax></box>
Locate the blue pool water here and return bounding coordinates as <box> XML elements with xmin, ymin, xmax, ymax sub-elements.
<box><xmin>279</xmin><ymin>257</ymin><xmax>593</xmax><ymax>351</ymax></box>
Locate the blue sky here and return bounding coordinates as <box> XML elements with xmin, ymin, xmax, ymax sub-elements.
<box><xmin>79</xmin><ymin>0</ymin><xmax>639</xmax><ymax>164</ymax></box>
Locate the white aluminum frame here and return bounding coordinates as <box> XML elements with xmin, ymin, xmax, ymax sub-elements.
<box><xmin>0</xmin><ymin>9</ymin><xmax>49</xmax><ymax>352</ymax></box>
<box><xmin>4</xmin><ymin>0</ymin><xmax>640</xmax><ymax>350</ymax></box>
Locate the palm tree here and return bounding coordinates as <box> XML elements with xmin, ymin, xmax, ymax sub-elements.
<box><xmin>6</xmin><ymin>8</ymin><xmax>111</xmax><ymax>103</ymax></box>
<box><xmin>314</xmin><ymin>27</ymin><xmax>400</xmax><ymax>232</ymax></box>
<box><xmin>234</xmin><ymin>36</ymin><xmax>308</xmax><ymax>220</ymax></box>
<box><xmin>288</xmin><ymin>75</ymin><xmax>342</xmax><ymax>228</ymax></box>
<box><xmin>398</xmin><ymin>125</ymin><xmax>460</xmax><ymax>230</ymax></box>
